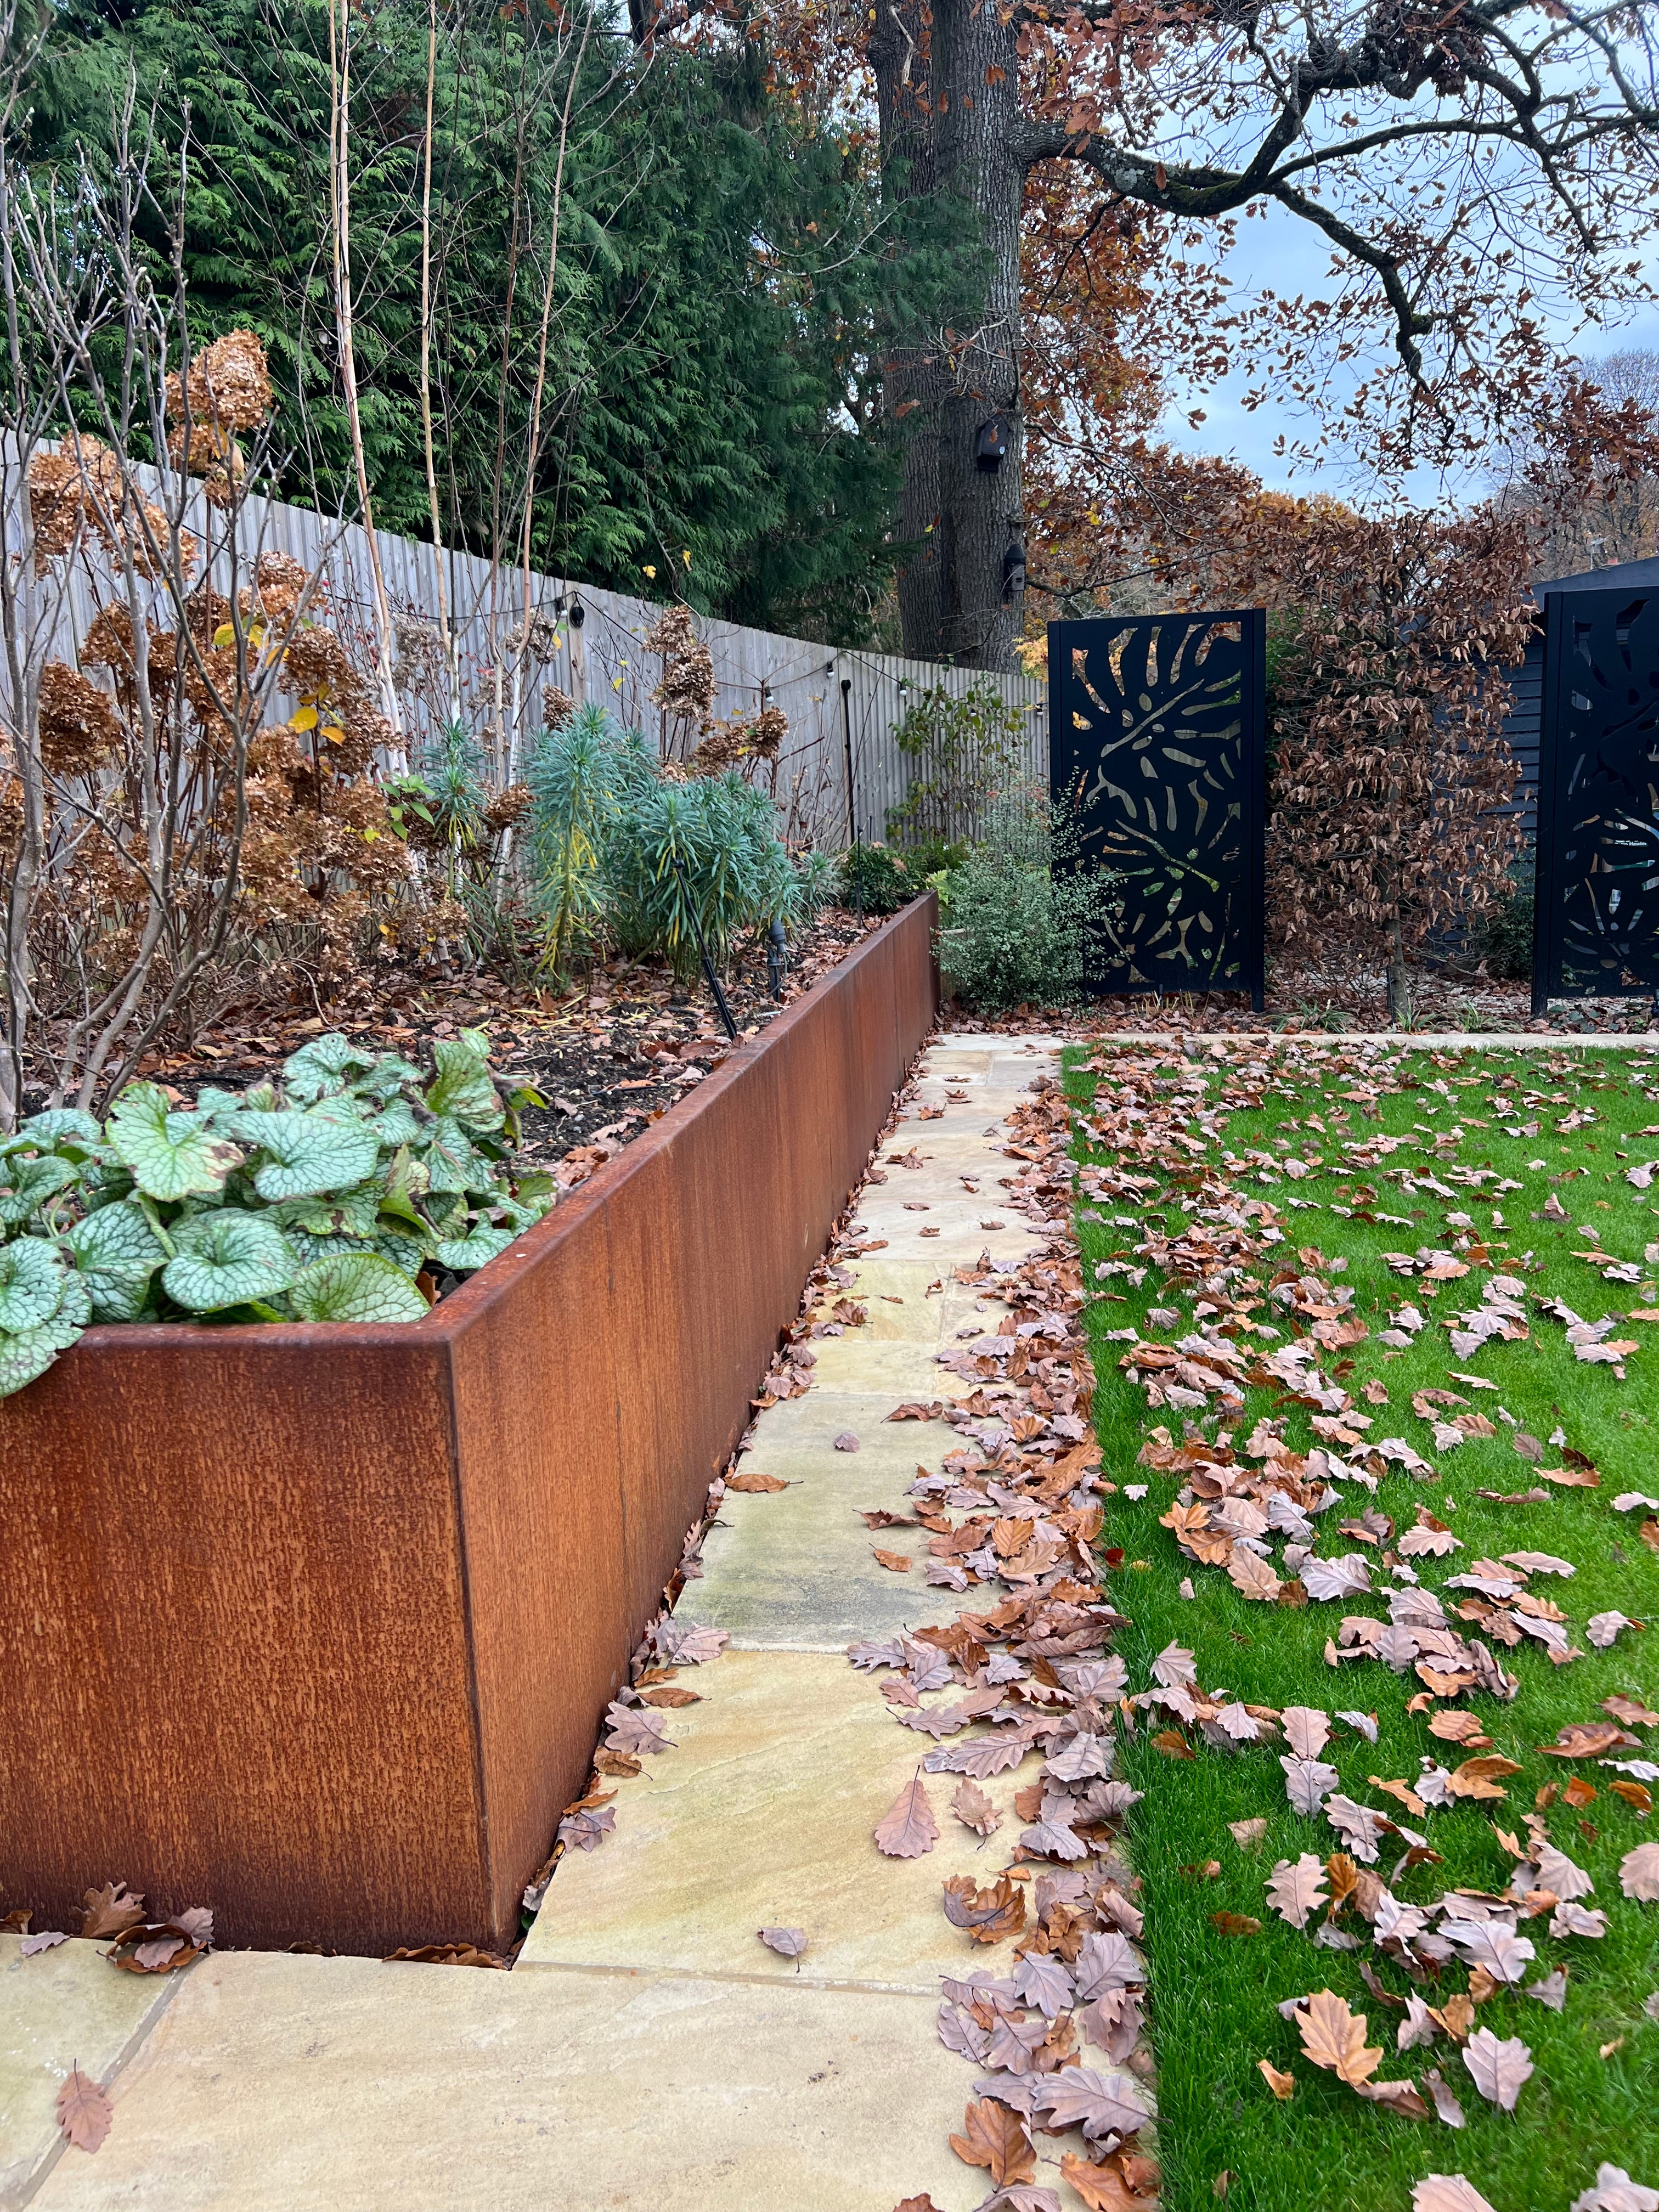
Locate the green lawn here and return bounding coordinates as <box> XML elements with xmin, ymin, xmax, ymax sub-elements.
<box><xmin>1068</xmin><ymin>1038</ymin><xmax>1659</xmax><ymax>2212</ymax></box>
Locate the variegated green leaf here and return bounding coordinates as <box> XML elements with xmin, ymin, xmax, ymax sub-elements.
<box><xmin>225</xmin><ymin>1111</ymin><xmax>381</xmax><ymax>1202</ymax></box>
<box><xmin>0</xmin><ymin>1237</ymin><xmax>67</xmax><ymax>1331</ymax></box>
<box><xmin>424</xmin><ymin>1030</ymin><xmax>503</xmax><ymax>1133</ymax></box>
<box><xmin>0</xmin><ymin>1154</ymin><xmax>78</xmax><ymax>1226</ymax></box>
<box><xmin>108</xmin><ymin>1084</ymin><xmax>242</xmax><ymax>1201</ymax></box>
<box><xmin>64</xmin><ymin>1200</ymin><xmax>167</xmax><ymax>1322</ymax></box>
<box><xmin>435</xmin><ymin>1223</ymin><xmax>516</xmax><ymax>1273</ymax></box>
<box><xmin>161</xmin><ymin>1214</ymin><xmax>300</xmax><ymax>1313</ymax></box>
<box><xmin>288</xmin><ymin>1252</ymin><xmax>428</xmax><ymax>1323</ymax></box>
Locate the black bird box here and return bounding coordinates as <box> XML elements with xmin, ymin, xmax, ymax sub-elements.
<box><xmin>975</xmin><ymin>415</ymin><xmax>1012</xmax><ymax>472</ymax></box>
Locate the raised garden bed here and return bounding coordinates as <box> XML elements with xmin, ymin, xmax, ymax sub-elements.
<box><xmin>0</xmin><ymin>897</ymin><xmax>937</xmax><ymax>1957</ymax></box>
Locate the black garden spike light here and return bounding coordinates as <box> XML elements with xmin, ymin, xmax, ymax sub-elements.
<box><xmin>670</xmin><ymin>850</ymin><xmax>739</xmax><ymax>1041</ymax></box>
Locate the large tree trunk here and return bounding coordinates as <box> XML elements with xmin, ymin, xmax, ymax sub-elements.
<box><xmin>873</xmin><ymin>0</ymin><xmax>1026</xmax><ymax>670</ymax></box>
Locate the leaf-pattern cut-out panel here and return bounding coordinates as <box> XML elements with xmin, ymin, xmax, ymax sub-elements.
<box><xmin>1049</xmin><ymin>613</ymin><xmax>1265</xmax><ymax>1005</ymax></box>
<box><xmin>1534</xmin><ymin>587</ymin><xmax>1659</xmax><ymax>1009</ymax></box>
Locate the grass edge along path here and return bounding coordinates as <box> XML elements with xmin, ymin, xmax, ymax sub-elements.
<box><xmin>1066</xmin><ymin>1035</ymin><xmax>1659</xmax><ymax>2212</ymax></box>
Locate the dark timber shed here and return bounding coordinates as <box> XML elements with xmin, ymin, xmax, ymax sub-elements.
<box><xmin>1506</xmin><ymin>553</ymin><xmax>1659</xmax><ymax>834</ymax></box>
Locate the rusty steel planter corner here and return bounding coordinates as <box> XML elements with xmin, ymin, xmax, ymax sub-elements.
<box><xmin>0</xmin><ymin>896</ymin><xmax>938</xmax><ymax>1957</ymax></box>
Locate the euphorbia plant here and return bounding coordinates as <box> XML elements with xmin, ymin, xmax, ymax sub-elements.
<box><xmin>0</xmin><ymin>1031</ymin><xmax>550</xmax><ymax>1398</ymax></box>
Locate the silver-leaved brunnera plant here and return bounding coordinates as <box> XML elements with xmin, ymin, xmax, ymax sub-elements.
<box><xmin>0</xmin><ymin>1029</ymin><xmax>551</xmax><ymax>1397</ymax></box>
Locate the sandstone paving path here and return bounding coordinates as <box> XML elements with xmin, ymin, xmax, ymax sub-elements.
<box><xmin>2</xmin><ymin>1029</ymin><xmax>1065</xmax><ymax>2212</ymax></box>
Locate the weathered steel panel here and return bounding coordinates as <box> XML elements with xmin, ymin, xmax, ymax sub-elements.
<box><xmin>0</xmin><ymin>899</ymin><xmax>936</xmax><ymax>1954</ymax></box>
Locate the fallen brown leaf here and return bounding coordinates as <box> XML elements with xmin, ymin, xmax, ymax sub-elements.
<box><xmin>758</xmin><ymin>1926</ymin><xmax>807</xmax><ymax>1959</ymax></box>
<box><xmin>79</xmin><ymin>1884</ymin><xmax>145</xmax><ymax>1941</ymax></box>
<box><xmin>872</xmin><ymin>1548</ymin><xmax>912</xmax><ymax>1572</ymax></box>
<box><xmin>1295</xmin><ymin>1989</ymin><xmax>1382</xmax><ymax>2086</ymax></box>
<box><xmin>948</xmin><ymin>2097</ymin><xmax>1035</xmax><ymax>2187</ymax></box>
<box><xmin>55</xmin><ymin>2070</ymin><xmax>111</xmax><ymax>2154</ymax></box>
<box><xmin>385</xmin><ymin>1943</ymin><xmax>508</xmax><ymax>1968</ymax></box>
<box><xmin>950</xmin><ymin>1779</ymin><xmax>1002</xmax><ymax>1836</ymax></box>
<box><xmin>594</xmin><ymin>1748</ymin><xmax>642</xmax><ymax>1778</ymax></box>
<box><xmin>1211</xmin><ymin>1912</ymin><xmax>1262</xmax><ymax>1938</ymax></box>
<box><xmin>1258</xmin><ymin>2059</ymin><xmax>1296</xmax><ymax>2100</ymax></box>
<box><xmin>1059</xmin><ymin>2154</ymin><xmax>1143</xmax><ymax>2210</ymax></box>
<box><xmin>725</xmin><ymin>1471</ymin><xmax>789</xmax><ymax>1493</ymax></box>
<box><xmin>639</xmin><ymin>1686</ymin><xmax>701</xmax><ymax>1708</ymax></box>
<box><xmin>874</xmin><ymin>1774</ymin><xmax>939</xmax><ymax>1858</ymax></box>
<box><xmin>942</xmin><ymin>1872</ymin><xmax>1026</xmax><ymax>1942</ymax></box>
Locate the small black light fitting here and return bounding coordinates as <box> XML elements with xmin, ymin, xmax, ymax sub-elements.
<box><xmin>1002</xmin><ymin>538</ymin><xmax>1026</xmax><ymax>602</ymax></box>
<box><xmin>568</xmin><ymin>597</ymin><xmax>585</xmax><ymax>629</ymax></box>
<box><xmin>767</xmin><ymin>917</ymin><xmax>787</xmax><ymax>1001</ymax></box>
<box><xmin>975</xmin><ymin>414</ymin><xmax>1012</xmax><ymax>472</ymax></box>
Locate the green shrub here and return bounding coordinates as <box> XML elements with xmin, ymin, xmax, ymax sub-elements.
<box><xmin>524</xmin><ymin>706</ymin><xmax>814</xmax><ymax>980</ymax></box>
<box><xmin>938</xmin><ymin>785</ymin><xmax>1119</xmax><ymax>1013</ymax></box>
<box><xmin>1476</xmin><ymin>859</ymin><xmax>1534</xmax><ymax>982</ymax></box>
<box><xmin>836</xmin><ymin>843</ymin><xmax>916</xmax><ymax>917</ymax></box>
<box><xmin>603</xmin><ymin>768</ymin><xmax>803</xmax><ymax>981</ymax></box>
<box><xmin>0</xmin><ymin>1032</ymin><xmax>551</xmax><ymax>1400</ymax></box>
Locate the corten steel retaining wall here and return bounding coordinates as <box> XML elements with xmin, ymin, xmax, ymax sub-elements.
<box><xmin>0</xmin><ymin>898</ymin><xmax>937</xmax><ymax>1957</ymax></box>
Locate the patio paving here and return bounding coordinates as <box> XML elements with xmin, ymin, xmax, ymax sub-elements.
<box><xmin>2</xmin><ymin>1030</ymin><xmax>1061</xmax><ymax>2212</ymax></box>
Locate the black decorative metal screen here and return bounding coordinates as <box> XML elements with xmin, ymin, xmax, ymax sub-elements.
<box><xmin>1049</xmin><ymin>612</ymin><xmax>1265</xmax><ymax>1007</ymax></box>
<box><xmin>1533</xmin><ymin>589</ymin><xmax>1659</xmax><ymax>1013</ymax></box>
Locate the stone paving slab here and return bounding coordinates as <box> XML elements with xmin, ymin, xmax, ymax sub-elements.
<box><xmin>0</xmin><ymin>1939</ymin><xmax>177</xmax><ymax>2207</ymax></box>
<box><xmin>682</xmin><ymin>1451</ymin><xmax>978</xmax><ymax>1649</ymax></box>
<box><xmin>26</xmin><ymin>1952</ymin><xmax>979</xmax><ymax>2212</ymax></box>
<box><xmin>522</xmin><ymin>1651</ymin><xmax>1024</xmax><ymax>1994</ymax></box>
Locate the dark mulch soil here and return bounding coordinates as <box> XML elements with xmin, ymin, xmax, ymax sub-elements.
<box><xmin>140</xmin><ymin>910</ymin><xmax>883</xmax><ymax>1180</ymax></box>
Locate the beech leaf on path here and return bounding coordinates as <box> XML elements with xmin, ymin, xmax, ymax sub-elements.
<box><xmin>725</xmin><ymin>1471</ymin><xmax>788</xmax><ymax>1493</ymax></box>
<box><xmin>947</xmin><ymin>2098</ymin><xmax>1035</xmax><ymax>2186</ymax></box>
<box><xmin>833</xmin><ymin>1431</ymin><xmax>861</xmax><ymax>1452</ymax></box>
<box><xmin>874</xmin><ymin>1774</ymin><xmax>939</xmax><ymax>1858</ymax></box>
<box><xmin>758</xmin><ymin>1926</ymin><xmax>807</xmax><ymax>1959</ymax></box>
<box><xmin>55</xmin><ymin>2070</ymin><xmax>111</xmax><ymax>2154</ymax></box>
<box><xmin>1460</xmin><ymin>2026</ymin><xmax>1532</xmax><ymax>2111</ymax></box>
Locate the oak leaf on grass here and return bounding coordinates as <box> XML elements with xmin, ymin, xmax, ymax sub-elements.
<box><xmin>1294</xmin><ymin>1989</ymin><xmax>1381</xmax><ymax>2085</ymax></box>
<box><xmin>55</xmin><ymin>2070</ymin><xmax>111</xmax><ymax>2154</ymax></box>
<box><xmin>1460</xmin><ymin>2025</ymin><xmax>1532</xmax><ymax>2111</ymax></box>
<box><xmin>948</xmin><ymin>2098</ymin><xmax>1035</xmax><ymax>2186</ymax></box>
<box><xmin>1266</xmin><ymin>1854</ymin><xmax>1328</xmax><ymax>1931</ymax></box>
<box><xmin>1412</xmin><ymin>2182</ymin><xmax>1496</xmax><ymax>2212</ymax></box>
